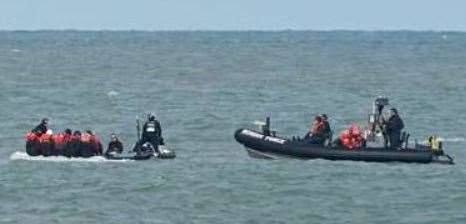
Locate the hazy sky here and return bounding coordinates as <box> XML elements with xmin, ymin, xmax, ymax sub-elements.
<box><xmin>2</xmin><ymin>0</ymin><xmax>465</xmax><ymax>31</ymax></box>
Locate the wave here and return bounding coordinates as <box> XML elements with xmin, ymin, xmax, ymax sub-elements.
<box><xmin>438</xmin><ymin>137</ymin><xmax>465</xmax><ymax>143</ymax></box>
<box><xmin>9</xmin><ymin>151</ymin><xmax>129</xmax><ymax>163</ymax></box>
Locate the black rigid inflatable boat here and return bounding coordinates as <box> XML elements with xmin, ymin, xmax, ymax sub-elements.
<box><xmin>234</xmin><ymin>118</ymin><xmax>454</xmax><ymax>164</ymax></box>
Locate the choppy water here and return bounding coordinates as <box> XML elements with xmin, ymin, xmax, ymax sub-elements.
<box><xmin>1</xmin><ymin>31</ymin><xmax>466</xmax><ymax>224</ymax></box>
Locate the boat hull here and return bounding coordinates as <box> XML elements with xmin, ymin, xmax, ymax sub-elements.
<box><xmin>235</xmin><ymin>128</ymin><xmax>443</xmax><ymax>164</ymax></box>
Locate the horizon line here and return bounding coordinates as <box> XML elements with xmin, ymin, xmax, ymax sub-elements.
<box><xmin>0</xmin><ymin>28</ymin><xmax>465</xmax><ymax>33</ymax></box>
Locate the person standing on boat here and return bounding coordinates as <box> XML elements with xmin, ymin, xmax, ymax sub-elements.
<box><xmin>319</xmin><ymin>114</ymin><xmax>332</xmax><ymax>142</ymax></box>
<box><xmin>140</xmin><ymin>113</ymin><xmax>164</xmax><ymax>147</ymax></box>
<box><xmin>385</xmin><ymin>108</ymin><xmax>404</xmax><ymax>148</ymax></box>
<box><xmin>32</xmin><ymin>118</ymin><xmax>49</xmax><ymax>135</ymax></box>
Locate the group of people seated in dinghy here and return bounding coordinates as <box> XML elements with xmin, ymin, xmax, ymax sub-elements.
<box><xmin>25</xmin><ymin>113</ymin><xmax>165</xmax><ymax>158</ymax></box>
<box><xmin>25</xmin><ymin>118</ymin><xmax>104</xmax><ymax>157</ymax></box>
<box><xmin>304</xmin><ymin>107</ymin><xmax>405</xmax><ymax>150</ymax></box>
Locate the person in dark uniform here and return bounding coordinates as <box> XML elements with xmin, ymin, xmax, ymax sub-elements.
<box><xmin>140</xmin><ymin>113</ymin><xmax>164</xmax><ymax>148</ymax></box>
<box><xmin>32</xmin><ymin>118</ymin><xmax>49</xmax><ymax>135</ymax></box>
<box><xmin>319</xmin><ymin>114</ymin><xmax>332</xmax><ymax>142</ymax></box>
<box><xmin>385</xmin><ymin>108</ymin><xmax>404</xmax><ymax>148</ymax></box>
<box><xmin>106</xmin><ymin>133</ymin><xmax>124</xmax><ymax>156</ymax></box>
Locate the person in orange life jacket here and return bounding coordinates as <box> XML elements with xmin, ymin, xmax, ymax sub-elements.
<box><xmin>25</xmin><ymin>132</ymin><xmax>39</xmax><ymax>142</ymax></box>
<box><xmin>140</xmin><ymin>113</ymin><xmax>164</xmax><ymax>147</ymax></box>
<box><xmin>305</xmin><ymin>115</ymin><xmax>327</xmax><ymax>145</ymax></box>
<box><xmin>339</xmin><ymin>124</ymin><xmax>364</xmax><ymax>150</ymax></box>
<box><xmin>32</xmin><ymin>118</ymin><xmax>49</xmax><ymax>135</ymax></box>
<box><xmin>40</xmin><ymin>129</ymin><xmax>55</xmax><ymax>156</ymax></box>
<box><xmin>80</xmin><ymin>130</ymin><xmax>102</xmax><ymax>157</ymax></box>
<box><xmin>67</xmin><ymin>131</ymin><xmax>82</xmax><ymax>157</ymax></box>
<box><xmin>88</xmin><ymin>130</ymin><xmax>103</xmax><ymax>155</ymax></box>
<box><xmin>63</xmin><ymin>129</ymin><xmax>73</xmax><ymax>142</ymax></box>
<box><xmin>52</xmin><ymin>131</ymin><xmax>65</xmax><ymax>156</ymax></box>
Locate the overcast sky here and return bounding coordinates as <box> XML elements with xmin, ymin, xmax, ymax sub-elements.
<box><xmin>1</xmin><ymin>0</ymin><xmax>466</xmax><ymax>31</ymax></box>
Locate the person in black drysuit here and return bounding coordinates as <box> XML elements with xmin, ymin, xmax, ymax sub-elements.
<box><xmin>138</xmin><ymin>114</ymin><xmax>164</xmax><ymax>151</ymax></box>
<box><xmin>32</xmin><ymin>118</ymin><xmax>49</xmax><ymax>135</ymax></box>
<box><xmin>384</xmin><ymin>108</ymin><xmax>404</xmax><ymax>149</ymax></box>
<box><xmin>106</xmin><ymin>133</ymin><xmax>124</xmax><ymax>156</ymax></box>
<box><xmin>320</xmin><ymin>114</ymin><xmax>332</xmax><ymax>143</ymax></box>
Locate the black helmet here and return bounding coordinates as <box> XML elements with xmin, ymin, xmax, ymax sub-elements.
<box><xmin>41</xmin><ymin>118</ymin><xmax>49</xmax><ymax>124</ymax></box>
<box><xmin>64</xmin><ymin>129</ymin><xmax>72</xmax><ymax>135</ymax></box>
<box><xmin>148</xmin><ymin>113</ymin><xmax>156</xmax><ymax>121</ymax></box>
<box><xmin>390</xmin><ymin>108</ymin><xmax>398</xmax><ymax>114</ymax></box>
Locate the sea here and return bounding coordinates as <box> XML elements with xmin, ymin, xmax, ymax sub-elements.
<box><xmin>0</xmin><ymin>31</ymin><xmax>465</xmax><ymax>224</ymax></box>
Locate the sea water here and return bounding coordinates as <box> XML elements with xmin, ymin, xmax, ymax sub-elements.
<box><xmin>0</xmin><ymin>31</ymin><xmax>465</xmax><ymax>224</ymax></box>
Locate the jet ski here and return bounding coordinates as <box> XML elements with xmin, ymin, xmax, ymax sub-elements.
<box><xmin>234</xmin><ymin>98</ymin><xmax>454</xmax><ymax>164</ymax></box>
<box><xmin>127</xmin><ymin>142</ymin><xmax>176</xmax><ymax>160</ymax></box>
<box><xmin>130</xmin><ymin>117</ymin><xmax>176</xmax><ymax>159</ymax></box>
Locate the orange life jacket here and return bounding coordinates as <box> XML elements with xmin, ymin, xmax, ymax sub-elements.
<box><xmin>81</xmin><ymin>133</ymin><xmax>92</xmax><ymax>143</ymax></box>
<box><xmin>63</xmin><ymin>134</ymin><xmax>72</xmax><ymax>143</ymax></box>
<box><xmin>39</xmin><ymin>134</ymin><xmax>53</xmax><ymax>144</ymax></box>
<box><xmin>340</xmin><ymin>124</ymin><xmax>364</xmax><ymax>150</ymax></box>
<box><xmin>53</xmin><ymin>134</ymin><xmax>65</xmax><ymax>150</ymax></box>
<box><xmin>25</xmin><ymin>132</ymin><xmax>39</xmax><ymax>142</ymax></box>
<box><xmin>310</xmin><ymin>120</ymin><xmax>325</xmax><ymax>135</ymax></box>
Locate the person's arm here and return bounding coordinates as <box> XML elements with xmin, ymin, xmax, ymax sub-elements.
<box><xmin>398</xmin><ymin>117</ymin><xmax>404</xmax><ymax>130</ymax></box>
<box><xmin>117</xmin><ymin>141</ymin><xmax>124</xmax><ymax>152</ymax></box>
<box><xmin>156</xmin><ymin>121</ymin><xmax>162</xmax><ymax>137</ymax></box>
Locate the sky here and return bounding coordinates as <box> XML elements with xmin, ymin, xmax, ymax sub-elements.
<box><xmin>1</xmin><ymin>0</ymin><xmax>466</xmax><ymax>31</ymax></box>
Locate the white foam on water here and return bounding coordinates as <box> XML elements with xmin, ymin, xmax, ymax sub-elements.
<box><xmin>438</xmin><ymin>137</ymin><xmax>465</xmax><ymax>143</ymax></box>
<box><xmin>107</xmin><ymin>90</ymin><xmax>119</xmax><ymax>98</ymax></box>
<box><xmin>11</xmin><ymin>48</ymin><xmax>22</xmax><ymax>52</ymax></box>
<box><xmin>9</xmin><ymin>151</ymin><xmax>129</xmax><ymax>163</ymax></box>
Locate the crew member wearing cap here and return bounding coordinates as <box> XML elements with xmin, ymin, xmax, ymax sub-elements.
<box><xmin>385</xmin><ymin>108</ymin><xmax>404</xmax><ymax>148</ymax></box>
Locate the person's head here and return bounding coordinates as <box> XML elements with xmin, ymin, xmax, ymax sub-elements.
<box><xmin>110</xmin><ymin>133</ymin><xmax>118</xmax><ymax>141</ymax></box>
<box><xmin>73</xmin><ymin>131</ymin><xmax>81</xmax><ymax>136</ymax></box>
<box><xmin>314</xmin><ymin>116</ymin><xmax>322</xmax><ymax>122</ymax></box>
<box><xmin>148</xmin><ymin>113</ymin><xmax>156</xmax><ymax>121</ymax></box>
<box><xmin>64</xmin><ymin>129</ymin><xmax>72</xmax><ymax>135</ymax></box>
<box><xmin>85</xmin><ymin>130</ymin><xmax>93</xmax><ymax>135</ymax></box>
<box><xmin>390</xmin><ymin>108</ymin><xmax>398</xmax><ymax>116</ymax></box>
<box><xmin>41</xmin><ymin>118</ymin><xmax>49</xmax><ymax>125</ymax></box>
<box><xmin>319</xmin><ymin>114</ymin><xmax>328</xmax><ymax>121</ymax></box>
